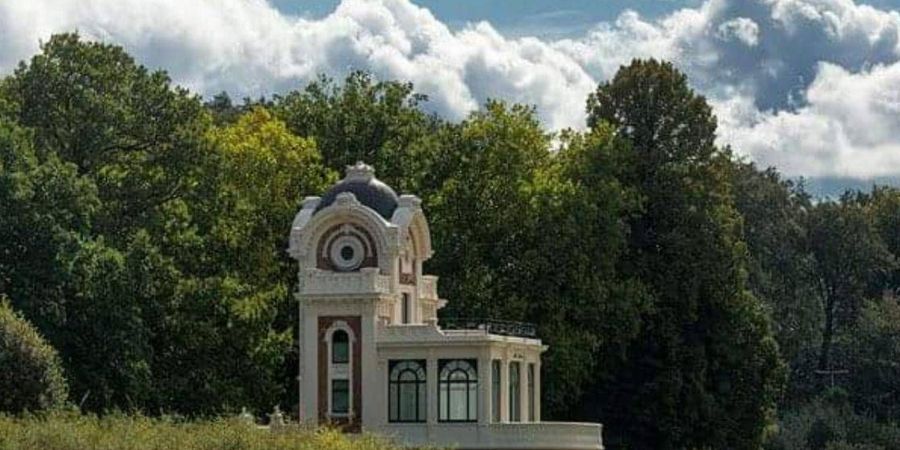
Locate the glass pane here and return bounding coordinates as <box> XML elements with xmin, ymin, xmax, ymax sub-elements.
<box><xmin>449</xmin><ymin>383</ymin><xmax>467</xmax><ymax>421</ymax></box>
<box><xmin>439</xmin><ymin>385</ymin><xmax>448</xmax><ymax>421</ymax></box>
<box><xmin>528</xmin><ymin>364</ymin><xmax>535</xmax><ymax>421</ymax></box>
<box><xmin>400</xmin><ymin>383</ymin><xmax>417</xmax><ymax>421</ymax></box>
<box><xmin>332</xmin><ymin>330</ymin><xmax>349</xmax><ymax>364</ymax></box>
<box><xmin>389</xmin><ymin>383</ymin><xmax>398</xmax><ymax>421</ymax></box>
<box><xmin>332</xmin><ymin>380</ymin><xmax>349</xmax><ymax>414</ymax></box>
<box><xmin>509</xmin><ymin>362</ymin><xmax>520</xmax><ymax>422</ymax></box>
<box><xmin>418</xmin><ymin>383</ymin><xmax>427</xmax><ymax>422</ymax></box>
<box><xmin>492</xmin><ymin>360</ymin><xmax>501</xmax><ymax>422</ymax></box>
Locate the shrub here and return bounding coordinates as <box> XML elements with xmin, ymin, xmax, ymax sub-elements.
<box><xmin>0</xmin><ymin>298</ymin><xmax>68</xmax><ymax>413</ymax></box>
<box><xmin>0</xmin><ymin>413</ymin><xmax>402</xmax><ymax>450</ymax></box>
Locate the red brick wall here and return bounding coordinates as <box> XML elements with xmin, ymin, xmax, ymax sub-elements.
<box><xmin>317</xmin><ymin>316</ymin><xmax>362</xmax><ymax>432</ymax></box>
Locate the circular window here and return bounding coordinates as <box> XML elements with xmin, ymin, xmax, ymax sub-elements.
<box><xmin>330</xmin><ymin>235</ymin><xmax>365</xmax><ymax>271</ymax></box>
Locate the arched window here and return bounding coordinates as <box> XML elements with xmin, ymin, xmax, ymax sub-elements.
<box><xmin>439</xmin><ymin>359</ymin><xmax>478</xmax><ymax>422</ymax></box>
<box><xmin>388</xmin><ymin>360</ymin><xmax>426</xmax><ymax>422</ymax></box>
<box><xmin>328</xmin><ymin>327</ymin><xmax>352</xmax><ymax>416</ymax></box>
<box><xmin>332</xmin><ymin>330</ymin><xmax>349</xmax><ymax>364</ymax></box>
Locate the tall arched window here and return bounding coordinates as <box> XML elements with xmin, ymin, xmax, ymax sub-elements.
<box><xmin>439</xmin><ymin>359</ymin><xmax>478</xmax><ymax>422</ymax></box>
<box><xmin>332</xmin><ymin>330</ymin><xmax>349</xmax><ymax>364</ymax></box>
<box><xmin>388</xmin><ymin>360</ymin><xmax>426</xmax><ymax>422</ymax></box>
<box><xmin>328</xmin><ymin>327</ymin><xmax>352</xmax><ymax>416</ymax></box>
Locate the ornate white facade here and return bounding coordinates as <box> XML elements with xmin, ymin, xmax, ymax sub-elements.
<box><xmin>290</xmin><ymin>162</ymin><xmax>603</xmax><ymax>449</ymax></box>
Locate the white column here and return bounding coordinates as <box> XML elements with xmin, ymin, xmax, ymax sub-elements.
<box><xmin>478</xmin><ymin>350</ymin><xmax>491</xmax><ymax>425</ymax></box>
<box><xmin>535</xmin><ymin>361</ymin><xmax>542</xmax><ymax>422</ymax></box>
<box><xmin>297</xmin><ymin>293</ymin><xmax>304</xmax><ymax>421</ymax></box>
<box><xmin>302</xmin><ymin>306</ymin><xmax>318</xmax><ymax>423</ymax></box>
<box><xmin>519</xmin><ymin>361</ymin><xmax>528</xmax><ymax>423</ymax></box>
<box><xmin>376</xmin><ymin>358</ymin><xmax>388</xmax><ymax>425</ymax></box>
<box><xmin>500</xmin><ymin>358</ymin><xmax>509</xmax><ymax>423</ymax></box>
<box><xmin>427</xmin><ymin>355</ymin><xmax>438</xmax><ymax>425</ymax></box>
<box><xmin>361</xmin><ymin>312</ymin><xmax>379</xmax><ymax>428</ymax></box>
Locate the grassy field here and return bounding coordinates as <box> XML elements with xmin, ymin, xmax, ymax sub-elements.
<box><xmin>0</xmin><ymin>413</ymin><xmax>402</xmax><ymax>450</ymax></box>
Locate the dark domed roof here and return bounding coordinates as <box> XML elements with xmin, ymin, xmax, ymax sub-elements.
<box><xmin>315</xmin><ymin>162</ymin><xmax>399</xmax><ymax>219</ymax></box>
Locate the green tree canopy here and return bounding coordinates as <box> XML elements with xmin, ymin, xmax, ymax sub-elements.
<box><xmin>273</xmin><ymin>72</ymin><xmax>441</xmax><ymax>193</ymax></box>
<box><xmin>585</xmin><ymin>59</ymin><xmax>784</xmax><ymax>450</ymax></box>
<box><xmin>807</xmin><ymin>194</ymin><xmax>893</xmax><ymax>374</ymax></box>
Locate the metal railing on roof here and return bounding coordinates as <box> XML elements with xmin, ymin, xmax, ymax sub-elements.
<box><xmin>439</xmin><ymin>318</ymin><xmax>538</xmax><ymax>339</ymax></box>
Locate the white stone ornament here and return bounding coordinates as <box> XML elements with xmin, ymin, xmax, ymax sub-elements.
<box><xmin>330</xmin><ymin>235</ymin><xmax>365</xmax><ymax>271</ymax></box>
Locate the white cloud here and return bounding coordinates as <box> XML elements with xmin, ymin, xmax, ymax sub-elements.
<box><xmin>0</xmin><ymin>0</ymin><xmax>594</xmax><ymax>129</ymax></box>
<box><xmin>1</xmin><ymin>0</ymin><xmax>900</xmax><ymax>178</ymax></box>
<box><xmin>717</xmin><ymin>62</ymin><xmax>900</xmax><ymax>177</ymax></box>
<box><xmin>717</xmin><ymin>17</ymin><xmax>760</xmax><ymax>46</ymax></box>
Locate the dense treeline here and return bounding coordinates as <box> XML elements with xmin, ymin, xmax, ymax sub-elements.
<box><xmin>0</xmin><ymin>34</ymin><xmax>897</xmax><ymax>450</ymax></box>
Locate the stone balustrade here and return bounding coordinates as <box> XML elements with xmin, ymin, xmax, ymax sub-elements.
<box><xmin>419</xmin><ymin>275</ymin><xmax>439</xmax><ymax>300</ymax></box>
<box><xmin>376</xmin><ymin>422</ymin><xmax>603</xmax><ymax>450</ymax></box>
<box><xmin>299</xmin><ymin>268</ymin><xmax>391</xmax><ymax>296</ymax></box>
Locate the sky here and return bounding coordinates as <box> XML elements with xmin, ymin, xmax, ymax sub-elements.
<box><xmin>2</xmin><ymin>0</ymin><xmax>900</xmax><ymax>196</ymax></box>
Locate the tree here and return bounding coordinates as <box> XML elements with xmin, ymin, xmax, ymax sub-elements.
<box><xmin>729</xmin><ymin>161</ymin><xmax>823</xmax><ymax>405</ymax></box>
<box><xmin>273</xmin><ymin>72</ymin><xmax>442</xmax><ymax>193</ymax></box>
<box><xmin>862</xmin><ymin>186</ymin><xmax>900</xmax><ymax>297</ymax></box>
<box><xmin>2</xmin><ymin>34</ymin><xmax>209</xmax><ymax>237</ymax></box>
<box><xmin>425</xmin><ymin>101</ymin><xmax>552</xmax><ymax>321</ymax></box>
<box><xmin>585</xmin><ymin>59</ymin><xmax>784</xmax><ymax>450</ymax></box>
<box><xmin>0</xmin><ymin>34</ymin><xmax>318</xmax><ymax>415</ymax></box>
<box><xmin>807</xmin><ymin>194</ymin><xmax>893</xmax><ymax>374</ymax></box>
<box><xmin>195</xmin><ymin>107</ymin><xmax>334</xmax><ymax>413</ymax></box>
<box><xmin>843</xmin><ymin>296</ymin><xmax>900</xmax><ymax>422</ymax></box>
<box><xmin>0</xmin><ymin>298</ymin><xmax>68</xmax><ymax>413</ymax></box>
<box><xmin>549</xmin><ymin>126</ymin><xmax>649</xmax><ymax>416</ymax></box>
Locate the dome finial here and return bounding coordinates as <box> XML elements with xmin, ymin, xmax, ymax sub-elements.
<box><xmin>346</xmin><ymin>161</ymin><xmax>375</xmax><ymax>182</ymax></box>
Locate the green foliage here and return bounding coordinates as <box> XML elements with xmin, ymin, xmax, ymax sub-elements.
<box><xmin>728</xmin><ymin>161</ymin><xmax>824</xmax><ymax>408</ymax></box>
<box><xmin>585</xmin><ymin>59</ymin><xmax>785</xmax><ymax>450</ymax></box>
<box><xmin>0</xmin><ymin>413</ymin><xmax>400</xmax><ymax>450</ymax></box>
<box><xmin>273</xmin><ymin>72</ymin><xmax>441</xmax><ymax>193</ymax></box>
<box><xmin>861</xmin><ymin>187</ymin><xmax>900</xmax><ymax>296</ymax></box>
<box><xmin>765</xmin><ymin>393</ymin><xmax>900</xmax><ymax>450</ymax></box>
<box><xmin>0</xmin><ymin>33</ymin><xmax>330</xmax><ymax>416</ymax></box>
<box><xmin>842</xmin><ymin>296</ymin><xmax>900</xmax><ymax>421</ymax></box>
<box><xmin>730</xmin><ymin>162</ymin><xmax>820</xmax><ymax>363</ymax></box>
<box><xmin>808</xmin><ymin>194</ymin><xmax>893</xmax><ymax>373</ymax></box>
<box><xmin>0</xmin><ymin>298</ymin><xmax>68</xmax><ymax>413</ymax></box>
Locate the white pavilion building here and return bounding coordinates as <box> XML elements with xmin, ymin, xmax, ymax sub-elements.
<box><xmin>288</xmin><ymin>162</ymin><xmax>603</xmax><ymax>450</ymax></box>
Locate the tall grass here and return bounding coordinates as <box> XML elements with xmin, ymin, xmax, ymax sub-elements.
<box><xmin>0</xmin><ymin>413</ymin><xmax>402</xmax><ymax>450</ymax></box>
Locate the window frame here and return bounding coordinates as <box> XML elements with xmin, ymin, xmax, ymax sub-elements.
<box><xmin>438</xmin><ymin>359</ymin><xmax>478</xmax><ymax>423</ymax></box>
<box><xmin>331</xmin><ymin>329</ymin><xmax>349</xmax><ymax>364</ymax></box>
<box><xmin>388</xmin><ymin>359</ymin><xmax>427</xmax><ymax>423</ymax></box>
<box><xmin>331</xmin><ymin>379</ymin><xmax>350</xmax><ymax>414</ymax></box>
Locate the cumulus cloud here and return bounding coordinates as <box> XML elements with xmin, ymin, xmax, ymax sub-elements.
<box><xmin>0</xmin><ymin>0</ymin><xmax>594</xmax><ymax>129</ymax></box>
<box><xmin>717</xmin><ymin>62</ymin><xmax>900</xmax><ymax>177</ymax></box>
<box><xmin>717</xmin><ymin>17</ymin><xmax>760</xmax><ymax>47</ymax></box>
<box><xmin>1</xmin><ymin>0</ymin><xmax>900</xmax><ymax>178</ymax></box>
